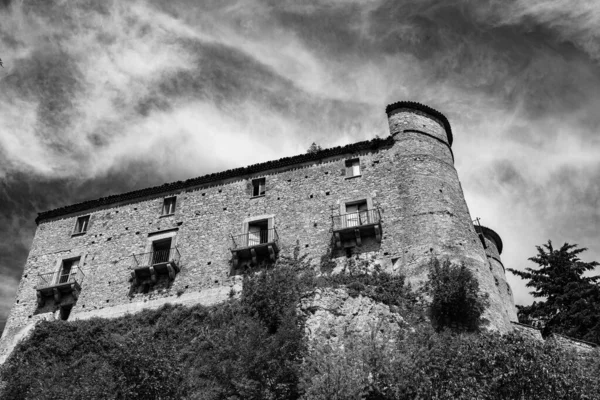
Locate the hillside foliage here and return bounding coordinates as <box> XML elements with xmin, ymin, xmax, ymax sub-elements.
<box><xmin>0</xmin><ymin>259</ymin><xmax>312</xmax><ymax>400</ymax></box>
<box><xmin>425</xmin><ymin>258</ymin><xmax>489</xmax><ymax>332</ymax></box>
<box><xmin>1</xmin><ymin>256</ymin><xmax>599</xmax><ymax>399</ymax></box>
<box><xmin>301</xmin><ymin>327</ymin><xmax>600</xmax><ymax>400</ymax></box>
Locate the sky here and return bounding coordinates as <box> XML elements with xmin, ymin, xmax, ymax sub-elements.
<box><xmin>1</xmin><ymin>0</ymin><xmax>599</xmax><ymax>334</ymax></box>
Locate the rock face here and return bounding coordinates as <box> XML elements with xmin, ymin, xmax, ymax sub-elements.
<box><xmin>301</xmin><ymin>288</ymin><xmax>406</xmax><ymax>343</ymax></box>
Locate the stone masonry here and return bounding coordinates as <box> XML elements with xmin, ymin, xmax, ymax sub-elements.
<box><xmin>0</xmin><ymin>101</ymin><xmax>518</xmax><ymax>363</ymax></box>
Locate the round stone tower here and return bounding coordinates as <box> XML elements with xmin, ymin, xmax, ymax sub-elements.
<box><xmin>475</xmin><ymin>225</ymin><xmax>518</xmax><ymax>322</ymax></box>
<box><xmin>386</xmin><ymin>101</ymin><xmax>514</xmax><ymax>331</ymax></box>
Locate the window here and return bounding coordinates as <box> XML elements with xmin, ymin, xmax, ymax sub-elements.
<box><xmin>73</xmin><ymin>215</ymin><xmax>90</xmax><ymax>234</ymax></box>
<box><xmin>247</xmin><ymin>219</ymin><xmax>269</xmax><ymax>246</ymax></box>
<box><xmin>162</xmin><ymin>197</ymin><xmax>176</xmax><ymax>215</ymax></box>
<box><xmin>58</xmin><ymin>258</ymin><xmax>80</xmax><ymax>284</ymax></box>
<box><xmin>345</xmin><ymin>200</ymin><xmax>369</xmax><ymax>227</ymax></box>
<box><xmin>151</xmin><ymin>238</ymin><xmax>172</xmax><ymax>265</ymax></box>
<box><xmin>252</xmin><ymin>178</ymin><xmax>266</xmax><ymax>197</ymax></box>
<box><xmin>345</xmin><ymin>158</ymin><xmax>360</xmax><ymax>177</ymax></box>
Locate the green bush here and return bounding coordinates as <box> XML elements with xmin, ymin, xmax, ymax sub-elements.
<box><xmin>301</xmin><ymin>327</ymin><xmax>600</xmax><ymax>400</ymax></box>
<box><xmin>0</xmin><ymin>258</ymin><xmax>311</xmax><ymax>400</ymax></box>
<box><xmin>425</xmin><ymin>258</ymin><xmax>489</xmax><ymax>332</ymax></box>
<box><xmin>3</xmin><ymin>256</ymin><xmax>599</xmax><ymax>400</ymax></box>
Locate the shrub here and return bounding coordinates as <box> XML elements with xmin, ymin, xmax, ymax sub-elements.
<box><xmin>0</xmin><ymin>258</ymin><xmax>311</xmax><ymax>400</ymax></box>
<box><xmin>425</xmin><ymin>258</ymin><xmax>489</xmax><ymax>332</ymax></box>
<box><xmin>301</xmin><ymin>327</ymin><xmax>600</xmax><ymax>400</ymax></box>
<box><xmin>4</xmin><ymin>256</ymin><xmax>599</xmax><ymax>400</ymax></box>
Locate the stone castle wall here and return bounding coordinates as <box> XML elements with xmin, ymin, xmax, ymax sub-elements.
<box><xmin>0</xmin><ymin>103</ymin><xmax>518</xmax><ymax>363</ymax></box>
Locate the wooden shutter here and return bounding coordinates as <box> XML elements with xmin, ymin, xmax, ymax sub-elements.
<box><xmin>78</xmin><ymin>254</ymin><xmax>87</xmax><ymax>282</ymax></box>
<box><xmin>248</xmin><ymin>224</ymin><xmax>260</xmax><ymax>246</ymax></box>
<box><xmin>52</xmin><ymin>258</ymin><xmax>62</xmax><ymax>285</ymax></box>
<box><xmin>259</xmin><ymin>179</ymin><xmax>266</xmax><ymax>196</ymax></box>
<box><xmin>358</xmin><ymin>201</ymin><xmax>368</xmax><ymax>224</ymax></box>
<box><xmin>346</xmin><ymin>204</ymin><xmax>359</xmax><ymax>227</ymax></box>
<box><xmin>352</xmin><ymin>160</ymin><xmax>360</xmax><ymax>176</ymax></box>
<box><xmin>267</xmin><ymin>217</ymin><xmax>274</xmax><ymax>242</ymax></box>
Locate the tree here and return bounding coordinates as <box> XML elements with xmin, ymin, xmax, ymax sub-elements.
<box><xmin>306</xmin><ymin>142</ymin><xmax>322</xmax><ymax>154</ymax></box>
<box><xmin>425</xmin><ymin>258</ymin><xmax>489</xmax><ymax>332</ymax></box>
<box><xmin>509</xmin><ymin>241</ymin><xmax>600</xmax><ymax>344</ymax></box>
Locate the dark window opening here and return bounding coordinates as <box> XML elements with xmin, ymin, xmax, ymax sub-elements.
<box><xmin>162</xmin><ymin>197</ymin><xmax>176</xmax><ymax>215</ymax></box>
<box><xmin>152</xmin><ymin>238</ymin><xmax>172</xmax><ymax>264</ymax></box>
<box><xmin>74</xmin><ymin>215</ymin><xmax>90</xmax><ymax>234</ymax></box>
<box><xmin>345</xmin><ymin>158</ymin><xmax>360</xmax><ymax>177</ymax></box>
<box><xmin>247</xmin><ymin>219</ymin><xmax>269</xmax><ymax>246</ymax></box>
<box><xmin>252</xmin><ymin>178</ymin><xmax>266</xmax><ymax>197</ymax></box>
<box><xmin>60</xmin><ymin>305</ymin><xmax>73</xmax><ymax>321</ymax></box>
<box><xmin>345</xmin><ymin>200</ymin><xmax>369</xmax><ymax>227</ymax></box>
<box><xmin>59</xmin><ymin>258</ymin><xmax>80</xmax><ymax>284</ymax></box>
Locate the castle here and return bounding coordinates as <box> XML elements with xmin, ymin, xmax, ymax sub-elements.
<box><xmin>0</xmin><ymin>101</ymin><xmax>518</xmax><ymax>362</ymax></box>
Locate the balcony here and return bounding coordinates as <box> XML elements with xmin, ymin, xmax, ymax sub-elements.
<box><xmin>36</xmin><ymin>267</ymin><xmax>85</xmax><ymax>305</ymax></box>
<box><xmin>230</xmin><ymin>228</ymin><xmax>279</xmax><ymax>266</ymax></box>
<box><xmin>332</xmin><ymin>208</ymin><xmax>382</xmax><ymax>248</ymax></box>
<box><xmin>131</xmin><ymin>247</ymin><xmax>181</xmax><ymax>285</ymax></box>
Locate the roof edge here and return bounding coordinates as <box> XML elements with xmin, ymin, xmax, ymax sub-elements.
<box><xmin>36</xmin><ymin>136</ymin><xmax>394</xmax><ymax>224</ymax></box>
<box><xmin>385</xmin><ymin>101</ymin><xmax>453</xmax><ymax>146</ymax></box>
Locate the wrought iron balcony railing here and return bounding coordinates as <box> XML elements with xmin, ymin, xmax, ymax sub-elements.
<box><xmin>230</xmin><ymin>228</ymin><xmax>279</xmax><ymax>266</ymax></box>
<box><xmin>132</xmin><ymin>247</ymin><xmax>181</xmax><ymax>269</ymax></box>
<box><xmin>332</xmin><ymin>208</ymin><xmax>381</xmax><ymax>231</ymax></box>
<box><xmin>230</xmin><ymin>228</ymin><xmax>279</xmax><ymax>250</ymax></box>
<box><xmin>36</xmin><ymin>266</ymin><xmax>85</xmax><ymax>290</ymax></box>
<box><xmin>130</xmin><ymin>247</ymin><xmax>181</xmax><ymax>286</ymax></box>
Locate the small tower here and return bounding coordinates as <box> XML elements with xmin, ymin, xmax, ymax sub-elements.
<box><xmin>475</xmin><ymin>225</ymin><xmax>518</xmax><ymax>322</ymax></box>
<box><xmin>386</xmin><ymin>101</ymin><xmax>515</xmax><ymax>331</ymax></box>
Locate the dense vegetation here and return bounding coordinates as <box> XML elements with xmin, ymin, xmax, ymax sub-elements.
<box><xmin>302</xmin><ymin>327</ymin><xmax>600</xmax><ymax>399</ymax></box>
<box><xmin>0</xmin><ymin>260</ymin><xmax>311</xmax><ymax>400</ymax></box>
<box><xmin>1</xmin><ymin>256</ymin><xmax>599</xmax><ymax>399</ymax></box>
<box><xmin>425</xmin><ymin>258</ymin><xmax>488</xmax><ymax>332</ymax></box>
<box><xmin>509</xmin><ymin>241</ymin><xmax>600</xmax><ymax>344</ymax></box>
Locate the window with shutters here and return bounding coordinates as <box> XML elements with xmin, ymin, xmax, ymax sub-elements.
<box><xmin>344</xmin><ymin>200</ymin><xmax>369</xmax><ymax>228</ymax></box>
<box><xmin>151</xmin><ymin>238</ymin><xmax>173</xmax><ymax>265</ymax></box>
<box><xmin>345</xmin><ymin>158</ymin><xmax>361</xmax><ymax>178</ymax></box>
<box><xmin>252</xmin><ymin>178</ymin><xmax>266</xmax><ymax>197</ymax></box>
<box><xmin>35</xmin><ymin>255</ymin><xmax>85</xmax><ymax>307</ymax></box>
<box><xmin>162</xmin><ymin>196</ymin><xmax>176</xmax><ymax>216</ymax></box>
<box><xmin>73</xmin><ymin>215</ymin><xmax>90</xmax><ymax>235</ymax></box>
<box><xmin>230</xmin><ymin>215</ymin><xmax>279</xmax><ymax>267</ymax></box>
<box><xmin>130</xmin><ymin>230</ymin><xmax>181</xmax><ymax>289</ymax></box>
<box><xmin>58</xmin><ymin>257</ymin><xmax>80</xmax><ymax>284</ymax></box>
<box><xmin>247</xmin><ymin>219</ymin><xmax>269</xmax><ymax>246</ymax></box>
<box><xmin>332</xmin><ymin>197</ymin><xmax>382</xmax><ymax>248</ymax></box>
